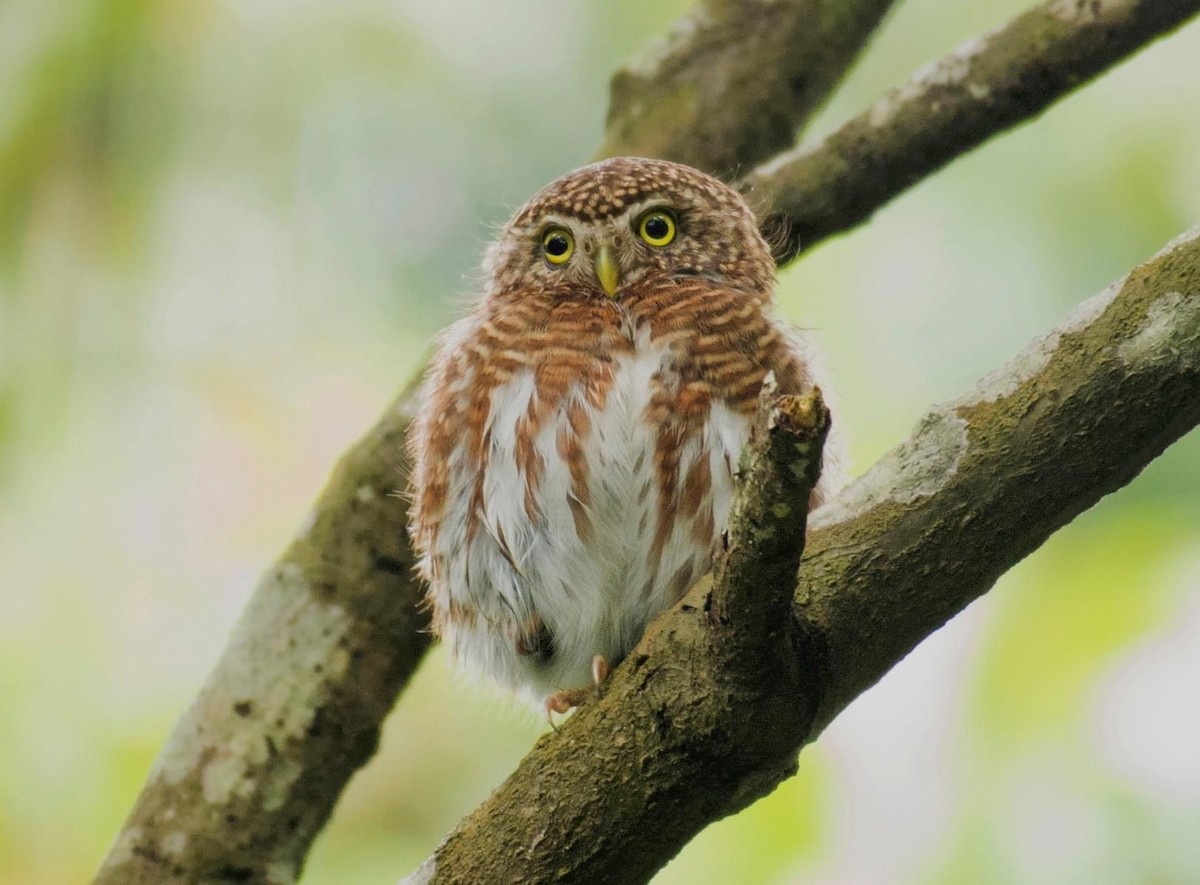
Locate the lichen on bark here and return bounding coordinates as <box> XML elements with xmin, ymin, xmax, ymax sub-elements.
<box><xmin>742</xmin><ymin>0</ymin><xmax>1200</xmax><ymax>261</ymax></box>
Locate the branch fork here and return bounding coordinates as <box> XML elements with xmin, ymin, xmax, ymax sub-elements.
<box><xmin>710</xmin><ymin>384</ymin><xmax>829</xmax><ymax>639</ymax></box>
<box><xmin>404</xmin><ymin>388</ymin><xmax>831</xmax><ymax>884</ymax></box>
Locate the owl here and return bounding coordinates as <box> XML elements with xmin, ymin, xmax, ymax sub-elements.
<box><xmin>408</xmin><ymin>157</ymin><xmax>836</xmax><ymax>715</ymax></box>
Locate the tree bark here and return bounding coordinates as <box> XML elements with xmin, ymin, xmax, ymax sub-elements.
<box><xmin>404</xmin><ymin>389</ymin><xmax>832</xmax><ymax>885</ymax></box>
<box><xmin>744</xmin><ymin>0</ymin><xmax>1200</xmax><ymax>261</ymax></box>
<box><xmin>597</xmin><ymin>0</ymin><xmax>899</xmax><ymax>176</ymax></box>
<box><xmin>98</xmin><ymin>378</ymin><xmax>431</xmax><ymax>885</ymax></box>
<box><xmin>407</xmin><ymin>228</ymin><xmax>1200</xmax><ymax>885</ymax></box>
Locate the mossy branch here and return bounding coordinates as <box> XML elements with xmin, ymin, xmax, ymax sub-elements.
<box><xmin>597</xmin><ymin>0</ymin><xmax>898</xmax><ymax>176</ymax></box>
<box><xmin>800</xmin><ymin>228</ymin><xmax>1200</xmax><ymax>734</ymax></box>
<box><xmin>709</xmin><ymin>383</ymin><xmax>829</xmax><ymax>640</ymax></box>
<box><xmin>743</xmin><ymin>0</ymin><xmax>1200</xmax><ymax>261</ymax></box>
<box><xmin>407</xmin><ymin>229</ymin><xmax>1200</xmax><ymax>885</ymax></box>
<box><xmin>96</xmin><ymin>378</ymin><xmax>431</xmax><ymax>885</ymax></box>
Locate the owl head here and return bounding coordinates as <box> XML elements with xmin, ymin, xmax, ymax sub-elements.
<box><xmin>483</xmin><ymin>157</ymin><xmax>775</xmax><ymax>303</ymax></box>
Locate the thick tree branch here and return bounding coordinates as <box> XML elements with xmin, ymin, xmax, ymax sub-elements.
<box><xmin>597</xmin><ymin>0</ymin><xmax>898</xmax><ymax>175</ymax></box>
<box><xmin>743</xmin><ymin>0</ymin><xmax>1200</xmax><ymax>261</ymax></box>
<box><xmin>405</xmin><ymin>390</ymin><xmax>831</xmax><ymax>885</ymax></box>
<box><xmin>98</xmin><ymin>1</ymin><xmax>1200</xmax><ymax>881</ymax></box>
<box><xmin>408</xmin><ymin>229</ymin><xmax>1200</xmax><ymax>885</ymax></box>
<box><xmin>97</xmin><ymin>379</ymin><xmax>431</xmax><ymax>885</ymax></box>
<box><xmin>799</xmin><ymin>227</ymin><xmax>1200</xmax><ymax>734</ymax></box>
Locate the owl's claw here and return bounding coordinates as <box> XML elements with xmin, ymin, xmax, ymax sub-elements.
<box><xmin>544</xmin><ymin>691</ymin><xmax>577</xmax><ymax>717</ymax></box>
<box><xmin>591</xmin><ymin>653</ymin><xmax>610</xmax><ymax>686</ymax></box>
<box><xmin>543</xmin><ymin>655</ymin><xmax>613</xmax><ymax>726</ymax></box>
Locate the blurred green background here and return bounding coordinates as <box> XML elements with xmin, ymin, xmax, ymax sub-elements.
<box><xmin>2</xmin><ymin>1</ymin><xmax>1199</xmax><ymax>882</ymax></box>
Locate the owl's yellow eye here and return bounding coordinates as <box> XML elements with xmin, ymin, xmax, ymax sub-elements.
<box><xmin>638</xmin><ymin>210</ymin><xmax>676</xmax><ymax>247</ymax></box>
<box><xmin>542</xmin><ymin>228</ymin><xmax>574</xmax><ymax>265</ymax></box>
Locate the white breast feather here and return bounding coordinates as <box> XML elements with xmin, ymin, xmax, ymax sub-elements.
<box><xmin>431</xmin><ymin>339</ymin><xmax>749</xmax><ymax>705</ymax></box>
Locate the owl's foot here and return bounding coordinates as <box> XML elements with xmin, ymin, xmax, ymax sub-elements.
<box><xmin>543</xmin><ymin>655</ymin><xmax>612</xmax><ymax>721</ymax></box>
<box><xmin>592</xmin><ymin>653</ymin><xmax>610</xmax><ymax>686</ymax></box>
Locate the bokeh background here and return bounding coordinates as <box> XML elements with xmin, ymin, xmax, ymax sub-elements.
<box><xmin>2</xmin><ymin>1</ymin><xmax>1200</xmax><ymax>882</ymax></box>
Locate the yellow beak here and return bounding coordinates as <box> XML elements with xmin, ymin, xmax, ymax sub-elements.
<box><xmin>595</xmin><ymin>245</ymin><xmax>620</xmax><ymax>298</ymax></box>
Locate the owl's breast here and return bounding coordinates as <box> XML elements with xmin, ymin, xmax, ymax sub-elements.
<box><xmin>475</xmin><ymin>329</ymin><xmax>750</xmax><ymax>656</ymax></box>
<box><xmin>411</xmin><ymin>303</ymin><xmax>769</xmax><ymax>699</ymax></box>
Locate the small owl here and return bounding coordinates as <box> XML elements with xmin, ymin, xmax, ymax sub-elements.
<box><xmin>408</xmin><ymin>157</ymin><xmax>836</xmax><ymax>714</ymax></box>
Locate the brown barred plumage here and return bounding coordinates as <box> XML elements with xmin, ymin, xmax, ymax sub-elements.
<box><xmin>408</xmin><ymin>157</ymin><xmax>838</xmax><ymax>713</ymax></box>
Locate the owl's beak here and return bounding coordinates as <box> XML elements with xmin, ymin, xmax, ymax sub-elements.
<box><xmin>595</xmin><ymin>245</ymin><xmax>620</xmax><ymax>298</ymax></box>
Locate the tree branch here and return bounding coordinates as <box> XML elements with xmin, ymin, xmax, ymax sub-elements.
<box><xmin>97</xmin><ymin>379</ymin><xmax>431</xmax><ymax>885</ymax></box>
<box><xmin>407</xmin><ymin>228</ymin><xmax>1200</xmax><ymax>885</ymax></box>
<box><xmin>799</xmin><ymin>227</ymin><xmax>1200</xmax><ymax>734</ymax></box>
<box><xmin>743</xmin><ymin>0</ymin><xmax>1200</xmax><ymax>261</ymax></box>
<box><xmin>709</xmin><ymin>383</ymin><xmax>829</xmax><ymax>641</ymax></box>
<box><xmin>405</xmin><ymin>389</ymin><xmax>831</xmax><ymax>885</ymax></box>
<box><xmin>597</xmin><ymin>0</ymin><xmax>898</xmax><ymax>175</ymax></box>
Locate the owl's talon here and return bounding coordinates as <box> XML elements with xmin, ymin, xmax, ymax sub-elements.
<box><xmin>591</xmin><ymin>654</ymin><xmax>610</xmax><ymax>687</ymax></box>
<box><xmin>544</xmin><ymin>691</ymin><xmax>577</xmax><ymax>717</ymax></box>
<box><xmin>543</xmin><ymin>689</ymin><xmax>581</xmax><ymax>728</ymax></box>
<box><xmin>543</xmin><ymin>661</ymin><xmax>609</xmax><ymax>724</ymax></box>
